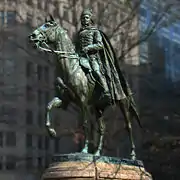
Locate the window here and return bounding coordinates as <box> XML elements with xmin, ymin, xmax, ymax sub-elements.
<box><xmin>97</xmin><ymin>2</ymin><xmax>103</xmax><ymax>16</ymax></box>
<box><xmin>38</xmin><ymin>89</ymin><xmax>43</xmax><ymax>105</ymax></box>
<box><xmin>151</xmin><ymin>13</ymin><xmax>158</xmax><ymax>22</ymax></box>
<box><xmin>26</xmin><ymin>13</ymin><xmax>32</xmax><ymax>27</ymax></box>
<box><xmin>45</xmin><ymin>91</ymin><xmax>50</xmax><ymax>104</ymax></box>
<box><xmin>173</xmin><ymin>25</ymin><xmax>180</xmax><ymax>34</ymax></box>
<box><xmin>44</xmin><ymin>66</ymin><xmax>49</xmax><ymax>83</ymax></box>
<box><xmin>37</xmin><ymin>157</ymin><xmax>43</xmax><ymax>168</ymax></box>
<box><xmin>162</xmin><ymin>36</ymin><xmax>170</xmax><ymax>49</ymax></box>
<box><xmin>0</xmin><ymin>12</ymin><xmax>4</xmax><ymax>26</ymax></box>
<box><xmin>54</xmin><ymin>139</ymin><xmax>59</xmax><ymax>153</ymax></box>
<box><xmin>2</xmin><ymin>106</ymin><xmax>17</xmax><ymax>116</ymax></box>
<box><xmin>45</xmin><ymin>156</ymin><xmax>49</xmax><ymax>168</ymax></box>
<box><xmin>45</xmin><ymin>136</ymin><xmax>49</xmax><ymax>150</ymax></box>
<box><xmin>37</xmin><ymin>1</ymin><xmax>42</xmax><ymax>9</ymax></box>
<box><xmin>0</xmin><ymin>11</ymin><xmax>16</xmax><ymax>27</ymax></box>
<box><xmin>27</xmin><ymin>0</ymin><xmax>33</xmax><ymax>5</ymax></box>
<box><xmin>37</xmin><ymin>65</ymin><xmax>42</xmax><ymax>80</ymax></box>
<box><xmin>26</xmin><ymin>110</ymin><xmax>33</xmax><ymax>125</ymax></box>
<box><xmin>139</xmin><ymin>42</ymin><xmax>149</xmax><ymax>63</ymax></box>
<box><xmin>0</xmin><ymin>132</ymin><xmax>3</xmax><ymax>147</ymax></box>
<box><xmin>7</xmin><ymin>11</ymin><xmax>16</xmax><ymax>25</ymax></box>
<box><xmin>4</xmin><ymin>59</ymin><xmax>15</xmax><ymax>75</ymax></box>
<box><xmin>140</xmin><ymin>42</ymin><xmax>148</xmax><ymax>54</ymax></box>
<box><xmin>63</xmin><ymin>7</ymin><xmax>69</xmax><ymax>22</ymax></box>
<box><xmin>38</xmin><ymin>111</ymin><xmax>43</xmax><ymax>127</ymax></box>
<box><xmin>38</xmin><ymin>136</ymin><xmax>43</xmax><ymax>149</ymax></box>
<box><xmin>1</xmin><ymin>106</ymin><xmax>17</xmax><ymax>124</ymax></box>
<box><xmin>26</xmin><ymin>157</ymin><xmax>33</xmax><ymax>169</ymax></box>
<box><xmin>6</xmin><ymin>132</ymin><xmax>16</xmax><ymax>147</ymax></box>
<box><xmin>26</xmin><ymin>134</ymin><xmax>33</xmax><ymax>148</ymax></box>
<box><xmin>139</xmin><ymin>7</ymin><xmax>147</xmax><ymax>17</ymax></box>
<box><xmin>174</xmin><ymin>44</ymin><xmax>180</xmax><ymax>54</ymax></box>
<box><xmin>26</xmin><ymin>61</ymin><xmax>33</xmax><ymax>78</ymax></box>
<box><xmin>0</xmin><ymin>156</ymin><xmax>3</xmax><ymax>170</ymax></box>
<box><xmin>26</xmin><ymin>86</ymin><xmax>34</xmax><ymax>101</ymax></box>
<box><xmin>5</xmin><ymin>156</ymin><xmax>16</xmax><ymax>170</ymax></box>
<box><xmin>127</xmin><ymin>36</ymin><xmax>132</xmax><ymax>49</ymax></box>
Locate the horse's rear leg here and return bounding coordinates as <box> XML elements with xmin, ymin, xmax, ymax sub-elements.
<box><xmin>94</xmin><ymin>110</ymin><xmax>105</xmax><ymax>156</ymax></box>
<box><xmin>46</xmin><ymin>97</ymin><xmax>62</xmax><ymax>137</ymax></box>
<box><xmin>119</xmin><ymin>99</ymin><xmax>136</xmax><ymax>160</ymax></box>
<box><xmin>80</xmin><ymin>106</ymin><xmax>89</xmax><ymax>154</ymax></box>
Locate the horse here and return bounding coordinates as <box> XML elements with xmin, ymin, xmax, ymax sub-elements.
<box><xmin>28</xmin><ymin>15</ymin><xmax>141</xmax><ymax>160</ymax></box>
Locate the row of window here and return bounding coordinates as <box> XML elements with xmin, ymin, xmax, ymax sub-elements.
<box><xmin>140</xmin><ymin>5</ymin><xmax>180</xmax><ymax>34</ymax></box>
<box><xmin>0</xmin><ymin>155</ymin><xmax>17</xmax><ymax>170</ymax></box>
<box><xmin>26</xmin><ymin>134</ymin><xmax>60</xmax><ymax>153</ymax></box>
<box><xmin>0</xmin><ymin>132</ymin><xmax>60</xmax><ymax>152</ymax></box>
<box><xmin>0</xmin><ymin>132</ymin><xmax>16</xmax><ymax>147</ymax></box>
<box><xmin>26</xmin><ymin>109</ymin><xmax>44</xmax><ymax>126</ymax></box>
<box><xmin>0</xmin><ymin>11</ymin><xmax>16</xmax><ymax>27</ymax></box>
<box><xmin>0</xmin><ymin>155</ymin><xmax>51</xmax><ymax>170</ymax></box>
<box><xmin>26</xmin><ymin>62</ymin><xmax>50</xmax><ymax>82</ymax></box>
<box><xmin>26</xmin><ymin>87</ymin><xmax>50</xmax><ymax>105</ymax></box>
<box><xmin>0</xmin><ymin>107</ymin><xmax>45</xmax><ymax>126</ymax></box>
<box><xmin>26</xmin><ymin>156</ymin><xmax>51</xmax><ymax>169</ymax></box>
<box><xmin>0</xmin><ymin>106</ymin><xmax>17</xmax><ymax>116</ymax></box>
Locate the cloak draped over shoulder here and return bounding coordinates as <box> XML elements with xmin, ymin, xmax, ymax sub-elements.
<box><xmin>98</xmin><ymin>30</ymin><xmax>133</xmax><ymax>101</ymax></box>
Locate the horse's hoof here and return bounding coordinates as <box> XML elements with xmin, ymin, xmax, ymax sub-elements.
<box><xmin>81</xmin><ymin>148</ymin><xmax>88</xmax><ymax>154</ymax></box>
<box><xmin>47</xmin><ymin>128</ymin><xmax>57</xmax><ymax>138</ymax></box>
<box><xmin>130</xmin><ymin>153</ymin><xmax>136</xmax><ymax>161</ymax></box>
<box><xmin>94</xmin><ymin>151</ymin><xmax>101</xmax><ymax>156</ymax></box>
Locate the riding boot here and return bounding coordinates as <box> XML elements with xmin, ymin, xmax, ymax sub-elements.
<box><xmin>98</xmin><ymin>76</ymin><xmax>109</xmax><ymax>95</ymax></box>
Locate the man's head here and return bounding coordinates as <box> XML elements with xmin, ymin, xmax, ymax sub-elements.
<box><xmin>80</xmin><ymin>8</ymin><xmax>93</xmax><ymax>27</ymax></box>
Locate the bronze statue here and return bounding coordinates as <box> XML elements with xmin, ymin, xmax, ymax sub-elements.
<box><xmin>28</xmin><ymin>10</ymin><xmax>142</xmax><ymax>160</ymax></box>
<box><xmin>75</xmin><ymin>9</ymin><xmax>109</xmax><ymax>97</ymax></box>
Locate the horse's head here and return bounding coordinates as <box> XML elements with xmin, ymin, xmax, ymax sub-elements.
<box><xmin>29</xmin><ymin>15</ymin><xmax>60</xmax><ymax>48</ymax></box>
<box><xmin>29</xmin><ymin>15</ymin><xmax>75</xmax><ymax>53</ymax></box>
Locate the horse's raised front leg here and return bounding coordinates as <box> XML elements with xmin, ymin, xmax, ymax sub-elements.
<box><xmin>119</xmin><ymin>98</ymin><xmax>136</xmax><ymax>160</ymax></box>
<box><xmin>46</xmin><ymin>97</ymin><xmax>62</xmax><ymax>137</ymax></box>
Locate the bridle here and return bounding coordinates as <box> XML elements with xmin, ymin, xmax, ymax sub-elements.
<box><xmin>35</xmin><ymin>24</ymin><xmax>78</xmax><ymax>59</ymax></box>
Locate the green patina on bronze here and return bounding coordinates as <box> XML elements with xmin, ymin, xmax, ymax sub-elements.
<box><xmin>52</xmin><ymin>153</ymin><xmax>144</xmax><ymax>167</ymax></box>
<box><xmin>28</xmin><ymin>9</ymin><xmax>142</xmax><ymax>160</ymax></box>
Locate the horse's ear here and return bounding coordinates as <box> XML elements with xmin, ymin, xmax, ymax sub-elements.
<box><xmin>49</xmin><ymin>14</ymin><xmax>54</xmax><ymax>21</ymax></box>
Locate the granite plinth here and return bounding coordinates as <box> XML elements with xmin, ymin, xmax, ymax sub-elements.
<box><xmin>41</xmin><ymin>153</ymin><xmax>152</xmax><ymax>180</ymax></box>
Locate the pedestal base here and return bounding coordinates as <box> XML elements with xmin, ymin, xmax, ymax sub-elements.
<box><xmin>42</xmin><ymin>153</ymin><xmax>152</xmax><ymax>180</ymax></box>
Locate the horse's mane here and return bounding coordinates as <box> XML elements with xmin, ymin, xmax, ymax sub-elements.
<box><xmin>56</xmin><ymin>25</ymin><xmax>76</xmax><ymax>54</ymax></box>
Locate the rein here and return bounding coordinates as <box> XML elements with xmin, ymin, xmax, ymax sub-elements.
<box><xmin>38</xmin><ymin>42</ymin><xmax>79</xmax><ymax>59</ymax></box>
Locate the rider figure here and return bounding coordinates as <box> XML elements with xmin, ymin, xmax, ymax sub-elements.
<box><xmin>76</xmin><ymin>8</ymin><xmax>109</xmax><ymax>96</ymax></box>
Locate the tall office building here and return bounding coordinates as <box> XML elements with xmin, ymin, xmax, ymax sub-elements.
<box><xmin>139</xmin><ymin>0</ymin><xmax>180</xmax><ymax>83</ymax></box>
<box><xmin>0</xmin><ymin>1</ymin><xmax>59</xmax><ymax>180</ymax></box>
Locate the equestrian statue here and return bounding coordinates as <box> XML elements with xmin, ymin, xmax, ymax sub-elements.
<box><xmin>28</xmin><ymin>9</ymin><xmax>142</xmax><ymax>160</ymax></box>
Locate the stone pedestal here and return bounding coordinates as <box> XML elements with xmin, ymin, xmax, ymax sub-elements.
<box><xmin>41</xmin><ymin>153</ymin><xmax>152</xmax><ymax>180</ymax></box>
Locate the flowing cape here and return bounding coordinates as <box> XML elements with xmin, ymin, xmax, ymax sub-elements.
<box><xmin>98</xmin><ymin>30</ymin><xmax>131</xmax><ymax>100</ymax></box>
<box><xmin>99</xmin><ymin>30</ymin><xmax>141</xmax><ymax>126</ymax></box>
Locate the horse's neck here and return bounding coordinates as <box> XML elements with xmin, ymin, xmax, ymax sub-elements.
<box><xmin>55</xmin><ymin>40</ymin><xmax>79</xmax><ymax>83</ymax></box>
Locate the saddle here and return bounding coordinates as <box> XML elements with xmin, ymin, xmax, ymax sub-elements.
<box><xmin>79</xmin><ymin>56</ymin><xmax>96</xmax><ymax>85</ymax></box>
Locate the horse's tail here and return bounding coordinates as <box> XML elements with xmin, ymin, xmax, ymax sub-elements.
<box><xmin>128</xmin><ymin>97</ymin><xmax>143</xmax><ymax>129</ymax></box>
